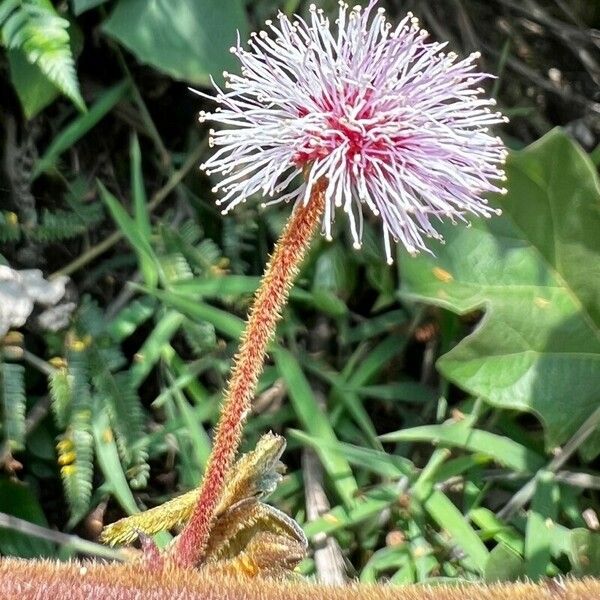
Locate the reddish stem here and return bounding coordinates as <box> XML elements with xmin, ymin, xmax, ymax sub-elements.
<box><xmin>171</xmin><ymin>182</ymin><xmax>326</xmax><ymax>567</ymax></box>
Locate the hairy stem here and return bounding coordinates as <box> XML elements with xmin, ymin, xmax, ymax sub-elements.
<box><xmin>2</xmin><ymin>558</ymin><xmax>598</xmax><ymax>600</ymax></box>
<box><xmin>171</xmin><ymin>183</ymin><xmax>326</xmax><ymax>567</ymax></box>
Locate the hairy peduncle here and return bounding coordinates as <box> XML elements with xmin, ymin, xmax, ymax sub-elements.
<box><xmin>171</xmin><ymin>182</ymin><xmax>326</xmax><ymax>567</ymax></box>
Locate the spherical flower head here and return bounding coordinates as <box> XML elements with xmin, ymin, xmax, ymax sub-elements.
<box><xmin>196</xmin><ymin>1</ymin><xmax>508</xmax><ymax>263</ymax></box>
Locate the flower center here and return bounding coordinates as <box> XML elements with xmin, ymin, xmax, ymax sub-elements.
<box><xmin>292</xmin><ymin>87</ymin><xmax>396</xmax><ymax>173</ymax></box>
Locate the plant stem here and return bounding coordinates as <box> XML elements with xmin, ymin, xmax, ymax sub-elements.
<box><xmin>0</xmin><ymin>512</ymin><xmax>125</xmax><ymax>561</ymax></box>
<box><xmin>171</xmin><ymin>183</ymin><xmax>326</xmax><ymax>568</ymax></box>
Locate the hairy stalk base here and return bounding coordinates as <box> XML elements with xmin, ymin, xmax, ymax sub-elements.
<box><xmin>1</xmin><ymin>558</ymin><xmax>597</xmax><ymax>600</ymax></box>
<box><xmin>172</xmin><ymin>184</ymin><xmax>326</xmax><ymax>567</ymax></box>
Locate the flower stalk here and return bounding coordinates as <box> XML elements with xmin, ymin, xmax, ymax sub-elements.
<box><xmin>171</xmin><ymin>181</ymin><xmax>326</xmax><ymax>567</ymax></box>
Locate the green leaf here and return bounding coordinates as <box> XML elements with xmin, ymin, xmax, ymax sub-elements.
<box><xmin>107</xmin><ymin>296</ymin><xmax>156</xmax><ymax>342</ymax></box>
<box><xmin>360</xmin><ymin>546</ymin><xmax>409</xmax><ymax>584</ymax></box>
<box><xmin>128</xmin><ymin>311</ymin><xmax>184</xmax><ymax>389</ymax></box>
<box><xmin>0</xmin><ymin>479</ymin><xmax>54</xmax><ymax>558</ymax></box>
<box><xmin>161</xmin><ymin>347</ymin><xmax>211</xmax><ymax>475</ymax></box>
<box><xmin>71</xmin><ymin>0</ymin><xmax>107</xmax><ymax>15</ymax></box>
<box><xmin>302</xmin><ymin>485</ymin><xmax>397</xmax><ymax>538</ymax></box>
<box><xmin>97</xmin><ymin>180</ymin><xmax>158</xmax><ymax>288</ymax></box>
<box><xmin>102</xmin><ymin>0</ymin><xmax>249</xmax><ymax>86</ymax></box>
<box><xmin>8</xmin><ymin>47</ymin><xmax>59</xmax><ymax>118</ymax></box>
<box><xmin>381</xmin><ymin>422</ymin><xmax>545</xmax><ymax>473</ymax></box>
<box><xmin>484</xmin><ymin>544</ymin><xmax>525</xmax><ymax>582</ymax></box>
<box><xmin>524</xmin><ymin>471</ymin><xmax>559</xmax><ymax>580</ymax></box>
<box><xmin>173</xmin><ymin>276</ymin><xmax>259</xmax><ymax>298</ymax></box>
<box><xmin>312</xmin><ymin>243</ymin><xmax>356</xmax><ymax>299</ymax></box>
<box><xmin>570</xmin><ymin>528</ymin><xmax>600</xmax><ymax>576</ymax></box>
<box><xmin>0</xmin><ymin>361</ymin><xmax>26</xmax><ymax>450</ymax></box>
<box><xmin>0</xmin><ymin>0</ymin><xmax>84</xmax><ymax>111</ymax></box>
<box><xmin>130</xmin><ymin>135</ymin><xmax>151</xmax><ymax>243</ymax></box>
<box><xmin>399</xmin><ymin>129</ymin><xmax>600</xmax><ymax>458</ymax></box>
<box><xmin>288</xmin><ymin>430</ymin><xmax>412</xmax><ymax>479</ymax></box>
<box><xmin>60</xmin><ymin>346</ymin><xmax>94</xmax><ymax>525</ymax></box>
<box><xmin>273</xmin><ymin>347</ymin><xmax>359</xmax><ymax>508</ymax></box>
<box><xmin>143</xmin><ymin>287</ymin><xmax>245</xmax><ymax>340</ymax></box>
<box><xmin>92</xmin><ymin>406</ymin><xmax>139</xmax><ymax>516</ymax></box>
<box><xmin>7</xmin><ymin>14</ymin><xmax>83</xmax><ymax>118</ymax></box>
<box><xmin>409</xmin><ymin>449</ymin><xmax>490</xmax><ymax>573</ymax></box>
<box><xmin>471</xmin><ymin>508</ymin><xmax>524</xmax><ymax>555</ymax></box>
<box><xmin>421</xmin><ymin>489</ymin><xmax>489</xmax><ymax>573</ymax></box>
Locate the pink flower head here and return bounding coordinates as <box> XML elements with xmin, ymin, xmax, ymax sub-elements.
<box><xmin>196</xmin><ymin>1</ymin><xmax>508</xmax><ymax>262</ymax></box>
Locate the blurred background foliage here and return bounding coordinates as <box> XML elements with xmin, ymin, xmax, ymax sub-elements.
<box><xmin>1</xmin><ymin>0</ymin><xmax>600</xmax><ymax>586</ymax></box>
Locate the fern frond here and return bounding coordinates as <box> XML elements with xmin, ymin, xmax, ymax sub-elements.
<box><xmin>0</xmin><ymin>361</ymin><xmax>26</xmax><ymax>450</ymax></box>
<box><xmin>86</xmin><ymin>345</ymin><xmax>148</xmax><ymax>486</ymax></box>
<box><xmin>177</xmin><ymin>220</ymin><xmax>202</xmax><ymax>246</ymax></box>
<box><xmin>64</xmin><ymin>185</ymin><xmax>105</xmax><ymax>226</ymax></box>
<box><xmin>72</xmin><ymin>298</ymin><xmax>149</xmax><ymax>488</ymax></box>
<box><xmin>0</xmin><ymin>211</ymin><xmax>21</xmax><ymax>242</ymax></box>
<box><xmin>91</xmin><ymin>367</ymin><xmax>147</xmax><ymax>472</ymax></box>
<box><xmin>31</xmin><ymin>209</ymin><xmax>89</xmax><ymax>242</ymax></box>
<box><xmin>0</xmin><ymin>0</ymin><xmax>85</xmax><ymax>110</ymax></box>
<box><xmin>59</xmin><ymin>345</ymin><xmax>94</xmax><ymax>521</ymax></box>
<box><xmin>58</xmin><ymin>414</ymin><xmax>93</xmax><ymax>524</ymax></box>
<box><xmin>222</xmin><ymin>218</ymin><xmax>256</xmax><ymax>273</ymax></box>
<box><xmin>160</xmin><ymin>252</ymin><xmax>193</xmax><ymax>283</ymax></box>
<box><xmin>160</xmin><ymin>223</ymin><xmax>224</xmax><ymax>275</ymax></box>
<box><xmin>75</xmin><ymin>297</ymin><xmax>106</xmax><ymax>338</ymax></box>
<box><xmin>49</xmin><ymin>363</ymin><xmax>71</xmax><ymax>429</ymax></box>
<box><xmin>194</xmin><ymin>239</ymin><xmax>223</xmax><ymax>272</ymax></box>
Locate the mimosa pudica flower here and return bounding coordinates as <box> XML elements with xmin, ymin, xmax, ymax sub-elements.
<box><xmin>197</xmin><ymin>1</ymin><xmax>508</xmax><ymax>262</ymax></box>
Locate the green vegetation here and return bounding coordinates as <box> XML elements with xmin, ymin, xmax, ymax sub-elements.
<box><xmin>1</xmin><ymin>0</ymin><xmax>599</xmax><ymax>586</ymax></box>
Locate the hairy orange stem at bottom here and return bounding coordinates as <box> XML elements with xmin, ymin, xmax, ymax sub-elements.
<box><xmin>172</xmin><ymin>183</ymin><xmax>326</xmax><ymax>568</ymax></box>
<box><xmin>1</xmin><ymin>558</ymin><xmax>597</xmax><ymax>600</ymax></box>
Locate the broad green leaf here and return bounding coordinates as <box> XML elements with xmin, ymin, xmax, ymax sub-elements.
<box><xmin>0</xmin><ymin>478</ymin><xmax>54</xmax><ymax>558</ymax></box>
<box><xmin>102</xmin><ymin>0</ymin><xmax>249</xmax><ymax>86</ymax></box>
<box><xmin>399</xmin><ymin>129</ymin><xmax>600</xmax><ymax>458</ymax></box>
<box><xmin>8</xmin><ymin>47</ymin><xmax>59</xmax><ymax>118</ymax></box>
